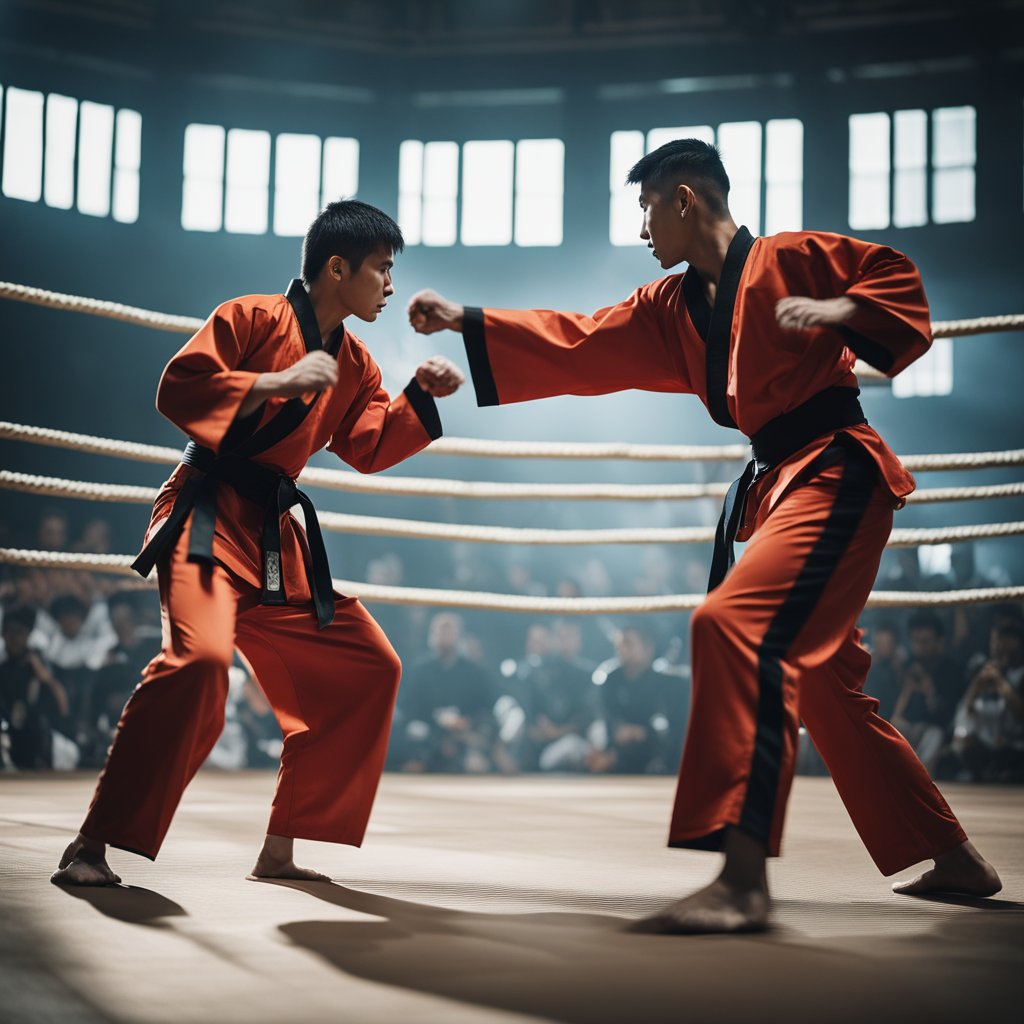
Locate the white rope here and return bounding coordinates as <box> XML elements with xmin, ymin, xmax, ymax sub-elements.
<box><xmin>0</xmin><ymin>421</ymin><xmax>183</xmax><ymax>466</ymax></box>
<box><xmin>4</xmin><ymin>279</ymin><xmax>1022</xmax><ymax>341</ymax></box>
<box><xmin>1</xmin><ymin>548</ymin><xmax>1021</xmax><ymax>611</ymax></box>
<box><xmin>3</xmin><ymin>470</ymin><xmax>1021</xmax><ymax>547</ymax></box>
<box><xmin>0</xmin><ymin>471</ymin><xmax>159</xmax><ymax>504</ymax></box>
<box><xmin>0</xmin><ymin>281</ymin><xmax>203</xmax><ymax>334</ymax></box>
<box><xmin>931</xmin><ymin>313</ymin><xmax>1024</xmax><ymax>338</ymax></box>
<box><xmin>5</xmin><ymin>420</ymin><xmax>1024</xmax><ymax>475</ymax></box>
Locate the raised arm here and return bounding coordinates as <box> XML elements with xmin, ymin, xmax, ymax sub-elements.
<box><xmin>409</xmin><ymin>279</ymin><xmax>691</xmax><ymax>407</ymax></box>
<box><xmin>326</xmin><ymin>343</ymin><xmax>462</xmax><ymax>474</ymax></box>
<box><xmin>773</xmin><ymin>233</ymin><xmax>932</xmax><ymax>377</ymax></box>
<box><xmin>157</xmin><ymin>301</ymin><xmax>340</xmax><ymax>452</ymax></box>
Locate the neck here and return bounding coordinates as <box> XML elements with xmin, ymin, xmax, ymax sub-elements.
<box><xmin>686</xmin><ymin>216</ymin><xmax>739</xmax><ymax>286</ymax></box>
<box><xmin>305</xmin><ymin>279</ymin><xmax>349</xmax><ymax>343</ymax></box>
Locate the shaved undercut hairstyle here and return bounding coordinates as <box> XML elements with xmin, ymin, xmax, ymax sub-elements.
<box><xmin>302</xmin><ymin>199</ymin><xmax>404</xmax><ymax>285</ymax></box>
<box><xmin>626</xmin><ymin>138</ymin><xmax>731</xmax><ymax>216</ymax></box>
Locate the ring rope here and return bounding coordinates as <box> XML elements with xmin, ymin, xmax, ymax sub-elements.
<box><xmin>1</xmin><ymin>548</ymin><xmax>1021</xmax><ymax>612</ymax></box>
<box><xmin>7</xmin><ymin>465</ymin><xmax>1023</xmax><ymax>508</ymax></box>
<box><xmin>4</xmin><ymin>420</ymin><xmax>1023</xmax><ymax>474</ymax></box>
<box><xmin>3</xmin><ymin>280</ymin><xmax>1022</xmax><ymax>340</ymax></box>
<box><xmin>3</xmin><ymin>471</ymin><xmax>1022</xmax><ymax>547</ymax></box>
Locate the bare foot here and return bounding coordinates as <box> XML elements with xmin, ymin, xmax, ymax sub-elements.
<box><xmin>247</xmin><ymin>855</ymin><xmax>332</xmax><ymax>883</ymax></box>
<box><xmin>248</xmin><ymin>835</ymin><xmax>331</xmax><ymax>882</ymax></box>
<box><xmin>893</xmin><ymin>840</ymin><xmax>1002</xmax><ymax>898</ymax></box>
<box><xmin>50</xmin><ymin>835</ymin><xmax>121</xmax><ymax>887</ymax></box>
<box><xmin>637</xmin><ymin>879</ymin><xmax>771</xmax><ymax>935</ymax></box>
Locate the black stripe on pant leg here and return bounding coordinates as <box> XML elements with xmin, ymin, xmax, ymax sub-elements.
<box><xmin>738</xmin><ymin>449</ymin><xmax>879</xmax><ymax>844</ymax></box>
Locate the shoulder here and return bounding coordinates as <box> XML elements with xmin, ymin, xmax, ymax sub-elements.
<box><xmin>637</xmin><ymin>274</ymin><xmax>684</xmax><ymax>305</ymax></box>
<box><xmin>339</xmin><ymin>329</ymin><xmax>382</xmax><ymax>382</ymax></box>
<box><xmin>207</xmin><ymin>293</ymin><xmax>291</xmax><ymax>342</ymax></box>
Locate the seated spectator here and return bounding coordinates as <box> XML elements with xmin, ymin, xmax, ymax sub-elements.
<box><xmin>395</xmin><ymin>612</ymin><xmax>497</xmax><ymax>773</ymax></box>
<box><xmin>43</xmin><ymin>594</ymin><xmax>114</xmax><ymax>674</ymax></box>
<box><xmin>864</xmin><ymin>620</ymin><xmax>905</xmax><ymax>720</ymax></box>
<box><xmin>504</xmin><ymin>622</ymin><xmax>598</xmax><ymax>773</ymax></box>
<box><xmin>891</xmin><ymin>611</ymin><xmax>963</xmax><ymax>773</ymax></box>
<box><xmin>588</xmin><ymin>624</ymin><xmax>688</xmax><ymax>775</ymax></box>
<box><xmin>77</xmin><ymin>592</ymin><xmax>160</xmax><ymax>767</ymax></box>
<box><xmin>948</xmin><ymin>617</ymin><xmax>1024</xmax><ymax>781</ymax></box>
<box><xmin>0</xmin><ymin>605</ymin><xmax>71</xmax><ymax>770</ymax></box>
<box><xmin>36</xmin><ymin>509</ymin><xmax>70</xmax><ymax>551</ymax></box>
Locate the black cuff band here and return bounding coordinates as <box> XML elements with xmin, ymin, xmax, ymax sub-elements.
<box><xmin>462</xmin><ymin>307</ymin><xmax>500</xmax><ymax>407</ymax></box>
<box><xmin>403</xmin><ymin>379</ymin><xmax>443</xmax><ymax>440</ymax></box>
<box><xmin>840</xmin><ymin>327</ymin><xmax>896</xmax><ymax>374</ymax></box>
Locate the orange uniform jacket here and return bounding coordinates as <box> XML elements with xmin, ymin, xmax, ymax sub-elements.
<box><xmin>148</xmin><ymin>289</ymin><xmax>441</xmax><ymax>600</ymax></box>
<box><xmin>460</xmin><ymin>229</ymin><xmax>932</xmax><ymax>534</ymax></box>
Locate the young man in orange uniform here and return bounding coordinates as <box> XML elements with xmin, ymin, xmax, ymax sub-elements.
<box><xmin>53</xmin><ymin>200</ymin><xmax>464</xmax><ymax>886</ymax></box>
<box><xmin>408</xmin><ymin>140</ymin><xmax>1001</xmax><ymax>933</ymax></box>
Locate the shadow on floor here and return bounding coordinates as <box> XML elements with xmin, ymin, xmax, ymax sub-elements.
<box><xmin>264</xmin><ymin>879</ymin><xmax>1024</xmax><ymax>1024</ymax></box>
<box><xmin>58</xmin><ymin>884</ymin><xmax>187</xmax><ymax>925</ymax></box>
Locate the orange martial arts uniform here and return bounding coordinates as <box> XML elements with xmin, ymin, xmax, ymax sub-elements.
<box><xmin>459</xmin><ymin>228</ymin><xmax>967</xmax><ymax>875</ymax></box>
<box><xmin>81</xmin><ymin>280</ymin><xmax>442</xmax><ymax>859</ymax></box>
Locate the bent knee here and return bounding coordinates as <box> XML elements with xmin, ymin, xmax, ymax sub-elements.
<box><xmin>691</xmin><ymin>593</ymin><xmax>731</xmax><ymax>641</ymax></box>
<box><xmin>176</xmin><ymin>639</ymin><xmax>235</xmax><ymax>678</ymax></box>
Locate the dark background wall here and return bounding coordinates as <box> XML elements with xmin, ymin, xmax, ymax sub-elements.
<box><xmin>1</xmin><ymin>0</ymin><xmax>1022</xmax><ymax>585</ymax></box>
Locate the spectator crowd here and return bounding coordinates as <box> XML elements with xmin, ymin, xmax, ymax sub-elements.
<box><xmin>2</xmin><ymin>507</ymin><xmax>1022</xmax><ymax>784</ymax></box>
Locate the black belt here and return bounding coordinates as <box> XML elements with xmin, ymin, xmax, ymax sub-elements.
<box><xmin>130</xmin><ymin>441</ymin><xmax>336</xmax><ymax>629</ymax></box>
<box><xmin>707</xmin><ymin>387</ymin><xmax>868</xmax><ymax>592</ymax></box>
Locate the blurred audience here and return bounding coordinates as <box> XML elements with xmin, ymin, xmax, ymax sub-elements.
<box><xmin>2</xmin><ymin>505</ymin><xmax>1022</xmax><ymax>786</ymax></box>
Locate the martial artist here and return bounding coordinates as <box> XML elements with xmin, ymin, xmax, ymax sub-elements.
<box><xmin>53</xmin><ymin>200</ymin><xmax>464</xmax><ymax>886</ymax></box>
<box><xmin>407</xmin><ymin>140</ymin><xmax>1001</xmax><ymax>933</ymax></box>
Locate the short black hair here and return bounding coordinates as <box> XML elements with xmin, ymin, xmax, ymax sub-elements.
<box><xmin>50</xmin><ymin>594</ymin><xmax>88</xmax><ymax>620</ymax></box>
<box><xmin>626</xmin><ymin>138</ymin><xmax>731</xmax><ymax>215</ymax></box>
<box><xmin>3</xmin><ymin>603</ymin><xmax>37</xmax><ymax>632</ymax></box>
<box><xmin>301</xmin><ymin>199</ymin><xmax>404</xmax><ymax>285</ymax></box>
<box><xmin>908</xmin><ymin>610</ymin><xmax>945</xmax><ymax>637</ymax></box>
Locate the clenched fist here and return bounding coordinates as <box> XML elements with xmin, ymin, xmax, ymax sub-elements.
<box><xmin>415</xmin><ymin>355</ymin><xmax>464</xmax><ymax>398</ymax></box>
<box><xmin>775</xmin><ymin>295</ymin><xmax>858</xmax><ymax>332</ymax></box>
<box><xmin>408</xmin><ymin>289</ymin><xmax>465</xmax><ymax>334</ymax></box>
<box><xmin>276</xmin><ymin>350</ymin><xmax>339</xmax><ymax>397</ymax></box>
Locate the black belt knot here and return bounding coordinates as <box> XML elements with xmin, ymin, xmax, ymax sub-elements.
<box><xmin>706</xmin><ymin>387</ymin><xmax>868</xmax><ymax>593</ymax></box>
<box><xmin>131</xmin><ymin>441</ymin><xmax>336</xmax><ymax>629</ymax></box>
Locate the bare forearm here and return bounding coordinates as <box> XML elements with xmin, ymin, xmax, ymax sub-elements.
<box><xmin>237</xmin><ymin>372</ymin><xmax>286</xmax><ymax>419</ymax></box>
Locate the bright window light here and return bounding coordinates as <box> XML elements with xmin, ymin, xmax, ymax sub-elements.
<box><xmin>422</xmin><ymin>141</ymin><xmax>459</xmax><ymax>246</ymax></box>
<box><xmin>181</xmin><ymin>123</ymin><xmax>225</xmax><ymax>231</ymax></box>
<box><xmin>717</xmin><ymin>121</ymin><xmax>762</xmax><ymax>234</ymax></box>
<box><xmin>848</xmin><ymin>112</ymin><xmax>891</xmax><ymax>229</ymax></box>
<box><xmin>764</xmin><ymin>119</ymin><xmax>803</xmax><ymax>234</ymax></box>
<box><xmin>44</xmin><ymin>93</ymin><xmax>77</xmax><ymax>209</ymax></box>
<box><xmin>647</xmin><ymin>124</ymin><xmax>715</xmax><ymax>150</ymax></box>
<box><xmin>112</xmin><ymin>108</ymin><xmax>141</xmax><ymax>224</ymax></box>
<box><xmin>609</xmin><ymin>130</ymin><xmax>645</xmax><ymax>246</ymax></box>
<box><xmin>398</xmin><ymin>140</ymin><xmax>424</xmax><ymax>245</ymax></box>
<box><xmin>892</xmin><ymin>337</ymin><xmax>953</xmax><ymax>398</ymax></box>
<box><xmin>224</xmin><ymin>128</ymin><xmax>270</xmax><ymax>234</ymax></box>
<box><xmin>892</xmin><ymin>109</ymin><xmax>926</xmax><ymax>228</ymax></box>
<box><xmin>461</xmin><ymin>140</ymin><xmax>514</xmax><ymax>245</ymax></box>
<box><xmin>932</xmin><ymin>105</ymin><xmax>975</xmax><ymax>224</ymax></box>
<box><xmin>2</xmin><ymin>87</ymin><xmax>44</xmax><ymax>202</ymax></box>
<box><xmin>274</xmin><ymin>133</ymin><xmax>321</xmax><ymax>237</ymax></box>
<box><xmin>515</xmin><ymin>138</ymin><xmax>563</xmax><ymax>246</ymax></box>
<box><xmin>77</xmin><ymin>101</ymin><xmax>114</xmax><ymax>217</ymax></box>
<box><xmin>321</xmin><ymin>136</ymin><xmax>358</xmax><ymax>206</ymax></box>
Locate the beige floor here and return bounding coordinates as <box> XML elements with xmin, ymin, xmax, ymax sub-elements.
<box><xmin>1</xmin><ymin>772</ymin><xmax>1021</xmax><ymax>1023</ymax></box>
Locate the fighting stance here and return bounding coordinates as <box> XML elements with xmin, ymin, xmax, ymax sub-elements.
<box><xmin>52</xmin><ymin>200</ymin><xmax>463</xmax><ymax>886</ymax></box>
<box><xmin>408</xmin><ymin>140</ymin><xmax>1001</xmax><ymax>932</ymax></box>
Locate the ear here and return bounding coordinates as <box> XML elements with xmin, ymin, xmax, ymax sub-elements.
<box><xmin>329</xmin><ymin>256</ymin><xmax>351</xmax><ymax>281</ymax></box>
<box><xmin>675</xmin><ymin>183</ymin><xmax>696</xmax><ymax>215</ymax></box>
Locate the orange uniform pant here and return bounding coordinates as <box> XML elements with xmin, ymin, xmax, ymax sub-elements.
<box><xmin>81</xmin><ymin>530</ymin><xmax>401</xmax><ymax>859</ymax></box>
<box><xmin>669</xmin><ymin>448</ymin><xmax>967</xmax><ymax>875</ymax></box>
